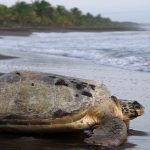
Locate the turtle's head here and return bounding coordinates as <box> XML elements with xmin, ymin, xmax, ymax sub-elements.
<box><xmin>111</xmin><ymin>96</ymin><xmax>145</xmax><ymax>120</ymax></box>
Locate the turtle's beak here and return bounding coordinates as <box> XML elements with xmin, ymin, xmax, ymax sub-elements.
<box><xmin>137</xmin><ymin>105</ymin><xmax>145</xmax><ymax>116</ymax></box>
<box><xmin>133</xmin><ymin>101</ymin><xmax>145</xmax><ymax>117</ymax></box>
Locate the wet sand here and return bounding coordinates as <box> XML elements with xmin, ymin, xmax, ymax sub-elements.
<box><xmin>0</xmin><ymin>129</ymin><xmax>146</xmax><ymax>150</ymax></box>
<box><xmin>0</xmin><ymin>54</ymin><xmax>18</xmax><ymax>60</ymax></box>
<box><xmin>0</xmin><ymin>27</ymin><xmax>142</xmax><ymax>37</ymax></box>
<box><xmin>0</xmin><ymin>28</ymin><xmax>32</xmax><ymax>36</ymax></box>
<box><xmin>0</xmin><ymin>53</ymin><xmax>149</xmax><ymax>150</ymax></box>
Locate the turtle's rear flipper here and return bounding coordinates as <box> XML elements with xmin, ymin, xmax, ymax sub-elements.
<box><xmin>84</xmin><ymin>117</ymin><xmax>127</xmax><ymax>147</ymax></box>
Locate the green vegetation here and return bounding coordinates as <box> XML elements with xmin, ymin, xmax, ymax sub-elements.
<box><xmin>0</xmin><ymin>0</ymin><xmax>139</xmax><ymax>30</ymax></box>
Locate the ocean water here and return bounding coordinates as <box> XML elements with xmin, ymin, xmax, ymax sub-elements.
<box><xmin>0</xmin><ymin>30</ymin><xmax>150</xmax><ymax>72</ymax></box>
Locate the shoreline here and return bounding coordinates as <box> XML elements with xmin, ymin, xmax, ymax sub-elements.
<box><xmin>0</xmin><ymin>27</ymin><xmax>142</xmax><ymax>36</ymax></box>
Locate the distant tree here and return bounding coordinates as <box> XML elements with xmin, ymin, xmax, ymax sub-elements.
<box><xmin>0</xmin><ymin>4</ymin><xmax>9</xmax><ymax>25</ymax></box>
<box><xmin>0</xmin><ymin>0</ymin><xmax>133</xmax><ymax>29</ymax></box>
<box><xmin>32</xmin><ymin>0</ymin><xmax>53</xmax><ymax>25</ymax></box>
<box><xmin>9</xmin><ymin>1</ymin><xmax>39</xmax><ymax>25</ymax></box>
<box><xmin>32</xmin><ymin>0</ymin><xmax>51</xmax><ymax>16</ymax></box>
<box><xmin>56</xmin><ymin>5</ymin><xmax>68</xmax><ymax>16</ymax></box>
<box><xmin>70</xmin><ymin>7</ymin><xmax>82</xmax><ymax>25</ymax></box>
<box><xmin>56</xmin><ymin>5</ymin><xmax>73</xmax><ymax>27</ymax></box>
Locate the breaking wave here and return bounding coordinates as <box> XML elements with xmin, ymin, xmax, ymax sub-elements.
<box><xmin>0</xmin><ymin>30</ymin><xmax>150</xmax><ymax>72</ymax></box>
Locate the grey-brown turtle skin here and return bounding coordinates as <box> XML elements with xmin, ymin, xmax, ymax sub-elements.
<box><xmin>0</xmin><ymin>71</ymin><xmax>144</xmax><ymax>147</ymax></box>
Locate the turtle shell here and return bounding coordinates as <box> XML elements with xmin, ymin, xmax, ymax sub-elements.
<box><xmin>0</xmin><ymin>71</ymin><xmax>111</xmax><ymax>123</ymax></box>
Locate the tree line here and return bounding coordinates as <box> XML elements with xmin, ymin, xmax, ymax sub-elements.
<box><xmin>0</xmin><ymin>0</ymin><xmax>138</xmax><ymax>29</ymax></box>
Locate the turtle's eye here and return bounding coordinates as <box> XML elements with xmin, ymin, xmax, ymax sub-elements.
<box><xmin>135</xmin><ymin>105</ymin><xmax>141</xmax><ymax>109</ymax></box>
<box><xmin>133</xmin><ymin>101</ymin><xmax>141</xmax><ymax>109</ymax></box>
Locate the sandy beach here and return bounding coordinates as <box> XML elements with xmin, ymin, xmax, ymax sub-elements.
<box><xmin>0</xmin><ymin>28</ymin><xmax>32</xmax><ymax>36</ymax></box>
<box><xmin>0</xmin><ymin>54</ymin><xmax>18</xmax><ymax>60</ymax></box>
<box><xmin>0</xmin><ymin>27</ymin><xmax>142</xmax><ymax>37</ymax></box>
<box><xmin>0</xmin><ymin>51</ymin><xmax>149</xmax><ymax>150</ymax></box>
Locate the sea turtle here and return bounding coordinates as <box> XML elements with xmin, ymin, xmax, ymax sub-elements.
<box><xmin>0</xmin><ymin>71</ymin><xmax>144</xmax><ymax>147</ymax></box>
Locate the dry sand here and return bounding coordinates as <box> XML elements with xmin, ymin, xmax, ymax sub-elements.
<box><xmin>0</xmin><ymin>53</ymin><xmax>149</xmax><ymax>150</ymax></box>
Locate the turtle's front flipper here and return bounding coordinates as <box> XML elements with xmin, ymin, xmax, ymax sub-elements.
<box><xmin>84</xmin><ymin>117</ymin><xmax>127</xmax><ymax>147</ymax></box>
